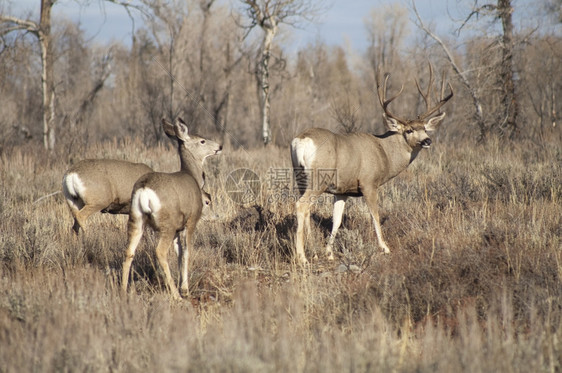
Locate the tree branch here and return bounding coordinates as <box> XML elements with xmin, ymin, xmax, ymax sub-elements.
<box><xmin>0</xmin><ymin>15</ymin><xmax>39</xmax><ymax>35</ymax></box>
<box><xmin>457</xmin><ymin>2</ymin><xmax>497</xmax><ymax>35</ymax></box>
<box><xmin>412</xmin><ymin>0</ymin><xmax>486</xmax><ymax>140</ymax></box>
<box><xmin>103</xmin><ymin>0</ymin><xmax>151</xmax><ymax>18</ymax></box>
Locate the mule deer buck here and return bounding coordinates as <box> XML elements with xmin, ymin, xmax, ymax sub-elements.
<box><xmin>62</xmin><ymin>138</ymin><xmax>216</xmax><ymax>235</ymax></box>
<box><xmin>291</xmin><ymin>65</ymin><xmax>453</xmax><ymax>264</ymax></box>
<box><xmin>121</xmin><ymin>118</ymin><xmax>222</xmax><ymax>299</ymax></box>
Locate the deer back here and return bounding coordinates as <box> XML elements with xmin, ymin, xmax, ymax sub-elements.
<box><xmin>292</xmin><ymin>129</ymin><xmax>412</xmax><ymax>195</ymax></box>
<box><xmin>64</xmin><ymin>159</ymin><xmax>152</xmax><ymax>211</ymax></box>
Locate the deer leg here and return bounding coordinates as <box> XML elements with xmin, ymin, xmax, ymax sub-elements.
<box><xmin>64</xmin><ymin>195</ymin><xmax>84</xmax><ymax>235</ymax></box>
<box><xmin>173</xmin><ymin>232</ymin><xmax>181</xmax><ymax>257</ymax></box>
<box><xmin>363</xmin><ymin>189</ymin><xmax>391</xmax><ymax>254</ymax></box>
<box><xmin>325</xmin><ymin>195</ymin><xmax>348</xmax><ymax>260</ymax></box>
<box><xmin>176</xmin><ymin>229</ymin><xmax>190</xmax><ymax>298</ymax></box>
<box><xmin>71</xmin><ymin>204</ymin><xmax>102</xmax><ymax>235</ymax></box>
<box><xmin>295</xmin><ymin>189</ymin><xmax>319</xmax><ymax>265</ymax></box>
<box><xmin>71</xmin><ymin>219</ymin><xmax>82</xmax><ymax>235</ymax></box>
<box><xmin>155</xmin><ymin>230</ymin><xmax>181</xmax><ymax>300</ymax></box>
<box><xmin>295</xmin><ymin>201</ymin><xmax>309</xmax><ymax>264</ymax></box>
<box><xmin>122</xmin><ymin>215</ymin><xmax>145</xmax><ymax>294</ymax></box>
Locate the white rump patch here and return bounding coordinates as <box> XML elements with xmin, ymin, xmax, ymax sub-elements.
<box><xmin>131</xmin><ymin>187</ymin><xmax>161</xmax><ymax>218</ymax></box>
<box><xmin>62</xmin><ymin>172</ymin><xmax>86</xmax><ymax>200</ymax></box>
<box><xmin>291</xmin><ymin>137</ymin><xmax>316</xmax><ymax>169</ymax></box>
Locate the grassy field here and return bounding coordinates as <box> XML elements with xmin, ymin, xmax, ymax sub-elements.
<box><xmin>0</xmin><ymin>135</ymin><xmax>561</xmax><ymax>372</ymax></box>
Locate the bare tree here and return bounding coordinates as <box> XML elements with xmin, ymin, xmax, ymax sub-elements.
<box><xmin>412</xmin><ymin>2</ymin><xmax>486</xmax><ymax>141</ymax></box>
<box><xmin>197</xmin><ymin>0</ymin><xmax>245</xmax><ymax>144</ymax></box>
<box><xmin>0</xmin><ymin>0</ymin><xmax>145</xmax><ymax>151</ymax></box>
<box><xmin>1</xmin><ymin>0</ymin><xmax>55</xmax><ymax>150</ymax></box>
<box><xmin>141</xmin><ymin>0</ymin><xmax>189</xmax><ymax>122</ymax></box>
<box><xmin>239</xmin><ymin>0</ymin><xmax>323</xmax><ymax>145</ymax></box>
<box><xmin>458</xmin><ymin>0</ymin><xmax>520</xmax><ymax>138</ymax></box>
<box><xmin>72</xmin><ymin>51</ymin><xmax>113</xmax><ymax>129</ymax></box>
<box><xmin>520</xmin><ymin>36</ymin><xmax>561</xmax><ymax>140</ymax></box>
<box><xmin>364</xmin><ymin>4</ymin><xmax>409</xmax><ymax>75</ymax></box>
<box><xmin>412</xmin><ymin>0</ymin><xmax>524</xmax><ymax>140</ymax></box>
<box><xmin>141</xmin><ymin>0</ymin><xmax>245</xmax><ymax>145</ymax></box>
<box><xmin>497</xmin><ymin>0</ymin><xmax>519</xmax><ymax>137</ymax></box>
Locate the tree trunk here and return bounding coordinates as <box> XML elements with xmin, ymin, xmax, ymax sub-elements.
<box><xmin>497</xmin><ymin>0</ymin><xmax>519</xmax><ymax>138</ymax></box>
<box><xmin>39</xmin><ymin>0</ymin><xmax>55</xmax><ymax>150</ymax></box>
<box><xmin>257</xmin><ymin>24</ymin><xmax>277</xmax><ymax>145</ymax></box>
<box><xmin>217</xmin><ymin>41</ymin><xmax>232</xmax><ymax>145</ymax></box>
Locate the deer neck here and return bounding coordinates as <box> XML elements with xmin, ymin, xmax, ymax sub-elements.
<box><xmin>178</xmin><ymin>145</ymin><xmax>205</xmax><ymax>189</ymax></box>
<box><xmin>380</xmin><ymin>132</ymin><xmax>420</xmax><ymax>178</ymax></box>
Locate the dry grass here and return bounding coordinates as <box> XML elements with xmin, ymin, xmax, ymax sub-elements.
<box><xmin>0</xmin><ymin>135</ymin><xmax>561</xmax><ymax>372</ymax></box>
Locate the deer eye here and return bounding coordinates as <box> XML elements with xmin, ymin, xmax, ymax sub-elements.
<box><xmin>200</xmin><ymin>140</ymin><xmax>206</xmax><ymax>144</ymax></box>
<box><xmin>405</xmin><ymin>129</ymin><xmax>414</xmax><ymax>134</ymax></box>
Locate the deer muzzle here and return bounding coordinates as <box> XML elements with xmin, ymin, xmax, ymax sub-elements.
<box><xmin>420</xmin><ymin>138</ymin><xmax>432</xmax><ymax>148</ymax></box>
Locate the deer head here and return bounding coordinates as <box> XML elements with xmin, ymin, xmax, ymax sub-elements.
<box><xmin>161</xmin><ymin>118</ymin><xmax>222</xmax><ymax>188</ymax></box>
<box><xmin>162</xmin><ymin>118</ymin><xmax>222</xmax><ymax>161</ymax></box>
<box><xmin>376</xmin><ymin>64</ymin><xmax>453</xmax><ymax>150</ymax></box>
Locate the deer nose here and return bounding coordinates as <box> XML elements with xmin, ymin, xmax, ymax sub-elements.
<box><xmin>421</xmin><ymin>138</ymin><xmax>432</xmax><ymax>148</ymax></box>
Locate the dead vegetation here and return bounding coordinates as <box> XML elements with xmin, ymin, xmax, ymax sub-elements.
<box><xmin>0</xmin><ymin>136</ymin><xmax>560</xmax><ymax>371</ymax></box>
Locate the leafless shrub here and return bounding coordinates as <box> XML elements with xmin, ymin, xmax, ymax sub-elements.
<box><xmin>329</xmin><ymin>93</ymin><xmax>362</xmax><ymax>133</ymax></box>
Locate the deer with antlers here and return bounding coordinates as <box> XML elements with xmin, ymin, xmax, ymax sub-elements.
<box><xmin>291</xmin><ymin>65</ymin><xmax>453</xmax><ymax>264</ymax></box>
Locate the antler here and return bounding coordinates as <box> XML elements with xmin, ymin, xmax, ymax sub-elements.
<box><xmin>416</xmin><ymin>63</ymin><xmax>454</xmax><ymax>120</ymax></box>
<box><xmin>376</xmin><ymin>70</ymin><xmax>408</xmax><ymax>123</ymax></box>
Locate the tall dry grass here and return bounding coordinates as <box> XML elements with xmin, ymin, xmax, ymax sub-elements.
<box><xmin>0</xmin><ymin>135</ymin><xmax>561</xmax><ymax>372</ymax></box>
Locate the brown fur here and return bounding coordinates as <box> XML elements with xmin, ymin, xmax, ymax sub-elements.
<box><xmin>291</xmin><ymin>71</ymin><xmax>452</xmax><ymax>264</ymax></box>
<box><xmin>121</xmin><ymin>118</ymin><xmax>222</xmax><ymax>299</ymax></box>
<box><xmin>62</xmin><ymin>159</ymin><xmax>153</xmax><ymax>234</ymax></box>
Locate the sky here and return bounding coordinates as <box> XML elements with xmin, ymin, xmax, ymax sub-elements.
<box><xmin>4</xmin><ymin>0</ymin><xmax>552</xmax><ymax>52</ymax></box>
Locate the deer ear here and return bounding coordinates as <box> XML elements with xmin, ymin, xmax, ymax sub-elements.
<box><xmin>162</xmin><ymin>118</ymin><xmax>176</xmax><ymax>138</ymax></box>
<box><xmin>174</xmin><ymin>117</ymin><xmax>190</xmax><ymax>140</ymax></box>
<box><xmin>425</xmin><ymin>112</ymin><xmax>446</xmax><ymax>132</ymax></box>
<box><xmin>383</xmin><ymin>114</ymin><xmax>403</xmax><ymax>132</ymax></box>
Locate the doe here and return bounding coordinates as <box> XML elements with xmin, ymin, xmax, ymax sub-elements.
<box><xmin>121</xmin><ymin>118</ymin><xmax>222</xmax><ymax>299</ymax></box>
<box><xmin>62</xmin><ymin>159</ymin><xmax>153</xmax><ymax>234</ymax></box>
<box><xmin>62</xmin><ymin>136</ymin><xmax>215</xmax><ymax>234</ymax></box>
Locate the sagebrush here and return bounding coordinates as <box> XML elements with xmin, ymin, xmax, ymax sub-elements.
<box><xmin>0</xmin><ymin>136</ymin><xmax>561</xmax><ymax>372</ymax></box>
